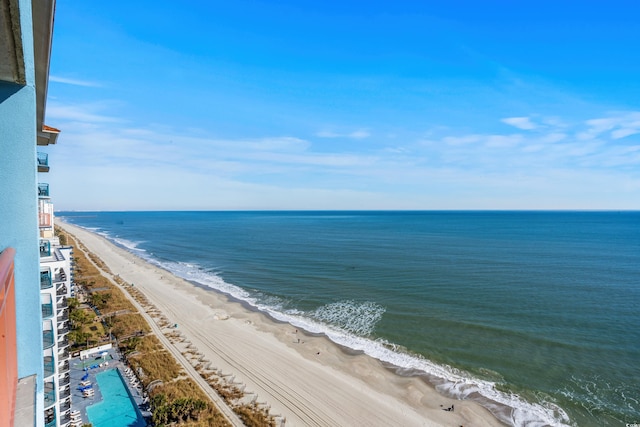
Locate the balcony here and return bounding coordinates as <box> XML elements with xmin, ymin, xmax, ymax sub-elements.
<box><xmin>44</xmin><ymin>406</ymin><xmax>56</xmax><ymax>427</ymax></box>
<box><xmin>58</xmin><ymin>348</ymin><xmax>69</xmax><ymax>359</ymax></box>
<box><xmin>59</xmin><ymin>387</ymin><xmax>70</xmax><ymax>400</ymax></box>
<box><xmin>44</xmin><ymin>382</ymin><xmax>56</xmax><ymax>408</ymax></box>
<box><xmin>39</xmin><ymin>240</ymin><xmax>51</xmax><ymax>257</ymax></box>
<box><xmin>38</xmin><ymin>183</ymin><xmax>49</xmax><ymax>197</ymax></box>
<box><xmin>57</xmin><ymin>337</ymin><xmax>69</xmax><ymax>350</ymax></box>
<box><xmin>59</xmin><ymin>399</ymin><xmax>71</xmax><ymax>412</ymax></box>
<box><xmin>43</xmin><ymin>356</ymin><xmax>55</xmax><ymax>378</ymax></box>
<box><xmin>57</xmin><ymin>308</ymin><xmax>69</xmax><ymax>321</ymax></box>
<box><xmin>54</xmin><ymin>269</ymin><xmax>67</xmax><ymax>283</ymax></box>
<box><xmin>56</xmin><ymin>285</ymin><xmax>67</xmax><ymax>296</ymax></box>
<box><xmin>57</xmin><ymin>296</ymin><xmax>67</xmax><ymax>308</ymax></box>
<box><xmin>59</xmin><ymin>412</ymin><xmax>72</xmax><ymax>427</ymax></box>
<box><xmin>37</xmin><ymin>152</ymin><xmax>50</xmax><ymax>172</ymax></box>
<box><xmin>40</xmin><ymin>270</ymin><xmax>52</xmax><ymax>289</ymax></box>
<box><xmin>58</xmin><ymin>373</ymin><xmax>70</xmax><ymax>387</ymax></box>
<box><xmin>57</xmin><ymin>322</ymin><xmax>69</xmax><ymax>335</ymax></box>
<box><xmin>41</xmin><ymin>301</ymin><xmax>54</xmax><ymax>320</ymax></box>
<box><xmin>58</xmin><ymin>360</ymin><xmax>69</xmax><ymax>374</ymax></box>
<box><xmin>43</xmin><ymin>330</ymin><xmax>54</xmax><ymax>349</ymax></box>
<box><xmin>41</xmin><ymin>294</ymin><xmax>55</xmax><ymax>319</ymax></box>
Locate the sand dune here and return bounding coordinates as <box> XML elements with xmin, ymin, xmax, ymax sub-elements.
<box><xmin>60</xmin><ymin>221</ymin><xmax>503</xmax><ymax>427</ymax></box>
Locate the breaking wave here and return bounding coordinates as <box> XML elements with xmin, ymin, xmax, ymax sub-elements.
<box><xmin>82</xmin><ymin>226</ymin><xmax>572</xmax><ymax>427</ymax></box>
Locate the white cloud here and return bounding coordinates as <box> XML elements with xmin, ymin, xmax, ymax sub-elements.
<box><xmin>442</xmin><ymin>135</ymin><xmax>481</xmax><ymax>145</ymax></box>
<box><xmin>501</xmin><ymin>117</ymin><xmax>537</xmax><ymax>130</ymax></box>
<box><xmin>50</xmin><ymin>75</ymin><xmax>102</xmax><ymax>87</ymax></box>
<box><xmin>582</xmin><ymin>112</ymin><xmax>640</xmax><ymax>140</ymax></box>
<box><xmin>485</xmin><ymin>134</ymin><xmax>522</xmax><ymax>148</ymax></box>
<box><xmin>316</xmin><ymin>129</ymin><xmax>370</xmax><ymax>139</ymax></box>
<box><xmin>611</xmin><ymin>128</ymin><xmax>640</xmax><ymax>139</ymax></box>
<box><xmin>47</xmin><ymin>98</ymin><xmax>640</xmax><ymax>210</ymax></box>
<box><xmin>47</xmin><ymin>103</ymin><xmax>123</xmax><ymax>123</ymax></box>
<box><xmin>538</xmin><ymin>133</ymin><xmax>566</xmax><ymax>144</ymax></box>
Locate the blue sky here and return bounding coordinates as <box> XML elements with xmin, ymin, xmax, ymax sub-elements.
<box><xmin>46</xmin><ymin>1</ymin><xmax>640</xmax><ymax>210</ymax></box>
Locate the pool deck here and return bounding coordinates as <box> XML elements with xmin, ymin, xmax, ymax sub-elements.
<box><xmin>69</xmin><ymin>346</ymin><xmax>151</xmax><ymax>426</ymax></box>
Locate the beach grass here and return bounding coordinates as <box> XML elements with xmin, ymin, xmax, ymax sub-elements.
<box><xmin>58</xmin><ymin>221</ymin><xmax>505</xmax><ymax>427</ymax></box>
<box><xmin>60</xmin><ymin>226</ymin><xmax>277</xmax><ymax>427</ymax></box>
<box><xmin>59</xmin><ymin>227</ymin><xmax>232</xmax><ymax>426</ymax></box>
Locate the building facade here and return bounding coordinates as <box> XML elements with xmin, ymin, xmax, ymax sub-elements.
<box><xmin>1</xmin><ymin>0</ymin><xmax>59</xmax><ymax>425</ymax></box>
<box><xmin>39</xmin><ymin>130</ymin><xmax>74</xmax><ymax>427</ymax></box>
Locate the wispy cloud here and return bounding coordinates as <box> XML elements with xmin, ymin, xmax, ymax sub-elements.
<box><xmin>50</xmin><ymin>75</ymin><xmax>102</xmax><ymax>87</ymax></box>
<box><xmin>46</xmin><ymin>102</ymin><xmax>124</xmax><ymax>123</ymax></box>
<box><xmin>442</xmin><ymin>135</ymin><xmax>481</xmax><ymax>145</ymax></box>
<box><xmin>48</xmin><ymin>98</ymin><xmax>640</xmax><ymax>210</ymax></box>
<box><xmin>316</xmin><ymin>129</ymin><xmax>370</xmax><ymax>139</ymax></box>
<box><xmin>501</xmin><ymin>116</ymin><xmax>537</xmax><ymax>130</ymax></box>
<box><xmin>579</xmin><ymin>112</ymin><xmax>640</xmax><ymax>140</ymax></box>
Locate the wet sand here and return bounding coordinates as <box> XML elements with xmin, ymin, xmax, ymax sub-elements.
<box><xmin>60</xmin><ymin>221</ymin><xmax>503</xmax><ymax>427</ymax></box>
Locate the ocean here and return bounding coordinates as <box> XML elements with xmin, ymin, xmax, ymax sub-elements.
<box><xmin>59</xmin><ymin>211</ymin><xmax>640</xmax><ymax>426</ymax></box>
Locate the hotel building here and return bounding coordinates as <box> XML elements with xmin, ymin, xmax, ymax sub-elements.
<box><xmin>1</xmin><ymin>0</ymin><xmax>66</xmax><ymax>426</ymax></box>
<box><xmin>39</xmin><ymin>129</ymin><xmax>74</xmax><ymax>427</ymax></box>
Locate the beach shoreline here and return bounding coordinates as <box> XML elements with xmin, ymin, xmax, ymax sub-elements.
<box><xmin>59</xmin><ymin>221</ymin><xmax>505</xmax><ymax>427</ymax></box>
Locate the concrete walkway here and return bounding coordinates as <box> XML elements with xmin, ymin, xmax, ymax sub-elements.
<box><xmin>75</xmin><ymin>240</ymin><xmax>245</xmax><ymax>427</ymax></box>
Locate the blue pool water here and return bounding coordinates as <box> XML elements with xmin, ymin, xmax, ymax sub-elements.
<box><xmin>86</xmin><ymin>369</ymin><xmax>146</xmax><ymax>427</ymax></box>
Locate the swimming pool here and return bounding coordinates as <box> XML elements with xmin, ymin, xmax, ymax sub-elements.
<box><xmin>86</xmin><ymin>369</ymin><xmax>146</xmax><ymax>427</ymax></box>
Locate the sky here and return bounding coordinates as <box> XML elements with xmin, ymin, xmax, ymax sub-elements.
<box><xmin>45</xmin><ymin>0</ymin><xmax>640</xmax><ymax>210</ymax></box>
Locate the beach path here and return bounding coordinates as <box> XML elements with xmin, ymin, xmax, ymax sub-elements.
<box><xmin>60</xmin><ymin>221</ymin><xmax>503</xmax><ymax>427</ymax></box>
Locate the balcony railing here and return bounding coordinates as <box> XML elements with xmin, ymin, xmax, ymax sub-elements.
<box><xmin>38</xmin><ymin>183</ymin><xmax>49</xmax><ymax>197</ymax></box>
<box><xmin>58</xmin><ymin>360</ymin><xmax>69</xmax><ymax>374</ymax></box>
<box><xmin>40</xmin><ymin>270</ymin><xmax>52</xmax><ymax>289</ymax></box>
<box><xmin>54</xmin><ymin>269</ymin><xmax>67</xmax><ymax>283</ymax></box>
<box><xmin>44</xmin><ymin>406</ymin><xmax>56</xmax><ymax>427</ymax></box>
<box><xmin>56</xmin><ymin>285</ymin><xmax>67</xmax><ymax>296</ymax></box>
<box><xmin>43</xmin><ymin>331</ymin><xmax>54</xmax><ymax>349</ymax></box>
<box><xmin>39</xmin><ymin>240</ymin><xmax>51</xmax><ymax>257</ymax></box>
<box><xmin>37</xmin><ymin>152</ymin><xmax>50</xmax><ymax>172</ymax></box>
<box><xmin>57</xmin><ymin>309</ymin><xmax>69</xmax><ymax>321</ymax></box>
<box><xmin>42</xmin><ymin>302</ymin><xmax>53</xmax><ymax>319</ymax></box>
<box><xmin>57</xmin><ymin>337</ymin><xmax>69</xmax><ymax>350</ymax></box>
<box><xmin>59</xmin><ymin>374</ymin><xmax>70</xmax><ymax>387</ymax></box>
<box><xmin>57</xmin><ymin>323</ymin><xmax>69</xmax><ymax>335</ymax></box>
<box><xmin>43</xmin><ymin>356</ymin><xmax>55</xmax><ymax>378</ymax></box>
<box><xmin>59</xmin><ymin>387</ymin><xmax>70</xmax><ymax>400</ymax></box>
<box><xmin>44</xmin><ymin>382</ymin><xmax>56</xmax><ymax>407</ymax></box>
<box><xmin>41</xmin><ymin>301</ymin><xmax>54</xmax><ymax>319</ymax></box>
<box><xmin>58</xmin><ymin>348</ymin><xmax>69</xmax><ymax>359</ymax></box>
<box><xmin>59</xmin><ymin>399</ymin><xmax>71</xmax><ymax>412</ymax></box>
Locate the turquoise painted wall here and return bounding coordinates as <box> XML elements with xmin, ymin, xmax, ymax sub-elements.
<box><xmin>0</xmin><ymin>79</ymin><xmax>43</xmax><ymax>384</ymax></box>
<box><xmin>0</xmin><ymin>1</ymin><xmax>44</xmax><ymax>425</ymax></box>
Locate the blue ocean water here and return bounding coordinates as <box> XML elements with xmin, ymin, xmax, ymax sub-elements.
<box><xmin>60</xmin><ymin>211</ymin><xmax>640</xmax><ymax>426</ymax></box>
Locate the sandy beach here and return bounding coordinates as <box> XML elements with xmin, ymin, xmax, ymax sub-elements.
<box><xmin>60</xmin><ymin>221</ymin><xmax>504</xmax><ymax>427</ymax></box>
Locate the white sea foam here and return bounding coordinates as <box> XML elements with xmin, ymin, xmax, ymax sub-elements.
<box><xmin>74</xmin><ymin>225</ymin><xmax>146</xmax><ymax>254</ymax></box>
<box><xmin>312</xmin><ymin>300</ymin><xmax>385</xmax><ymax>336</ymax></box>
<box><xmin>112</xmin><ymin>237</ymin><xmax>146</xmax><ymax>253</ymax></box>
<box><xmin>93</xmin><ymin>231</ymin><xmax>572</xmax><ymax>427</ymax></box>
